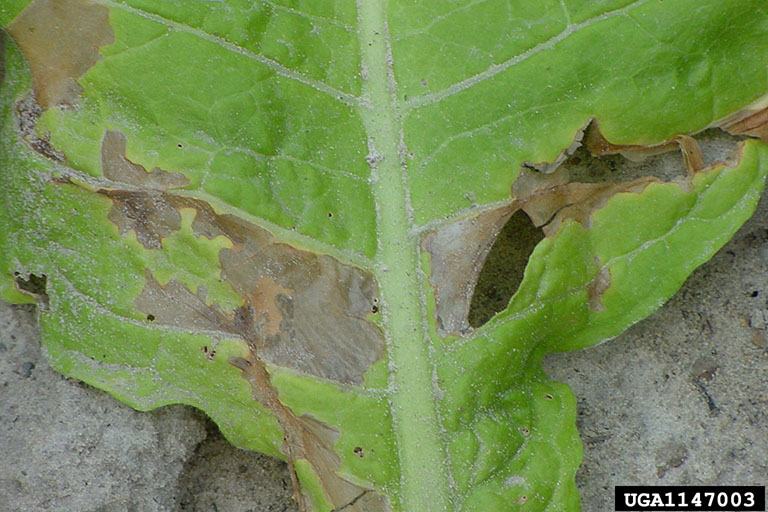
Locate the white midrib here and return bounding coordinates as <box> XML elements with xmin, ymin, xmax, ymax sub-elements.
<box><xmin>356</xmin><ymin>2</ymin><xmax>452</xmax><ymax>511</ymax></box>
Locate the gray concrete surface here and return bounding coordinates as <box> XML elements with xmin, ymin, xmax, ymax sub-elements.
<box><xmin>1</xmin><ymin>166</ymin><xmax>767</xmax><ymax>510</ymax></box>
<box><xmin>0</xmin><ymin>302</ymin><xmax>297</xmax><ymax>512</ymax></box>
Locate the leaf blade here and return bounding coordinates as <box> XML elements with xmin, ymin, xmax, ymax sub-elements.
<box><xmin>2</xmin><ymin>1</ymin><xmax>768</xmax><ymax>510</ymax></box>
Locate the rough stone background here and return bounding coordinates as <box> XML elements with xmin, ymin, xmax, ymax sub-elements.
<box><xmin>1</xmin><ymin>153</ymin><xmax>767</xmax><ymax>510</ymax></box>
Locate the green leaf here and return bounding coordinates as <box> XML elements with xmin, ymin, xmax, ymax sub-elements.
<box><xmin>1</xmin><ymin>0</ymin><xmax>767</xmax><ymax>510</ymax></box>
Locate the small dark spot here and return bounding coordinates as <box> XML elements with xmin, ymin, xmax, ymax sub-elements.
<box><xmin>420</xmin><ymin>78</ymin><xmax>427</xmax><ymax>86</ymax></box>
<box><xmin>519</xmin><ymin>427</ymin><xmax>530</xmax><ymax>436</ymax></box>
<box><xmin>146</xmin><ymin>313</ymin><xmax>155</xmax><ymax>321</ymax></box>
<box><xmin>544</xmin><ymin>393</ymin><xmax>554</xmax><ymax>400</ymax></box>
<box><xmin>750</xmin><ymin>290</ymin><xmax>759</xmax><ymax>297</ymax></box>
<box><xmin>201</xmin><ymin>346</ymin><xmax>216</xmax><ymax>360</ymax></box>
<box><xmin>328</xmin><ymin>212</ymin><xmax>333</xmax><ymax>218</ymax></box>
<box><xmin>371</xmin><ymin>305</ymin><xmax>379</xmax><ymax>314</ymax></box>
<box><xmin>353</xmin><ymin>446</ymin><xmax>364</xmax><ymax>458</ymax></box>
<box><xmin>177</xmin><ymin>143</ymin><xmax>183</xmax><ymax>148</ymax></box>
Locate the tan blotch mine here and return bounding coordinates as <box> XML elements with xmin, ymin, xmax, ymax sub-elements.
<box><xmin>8</xmin><ymin>0</ymin><xmax>114</xmax><ymax>108</ymax></box>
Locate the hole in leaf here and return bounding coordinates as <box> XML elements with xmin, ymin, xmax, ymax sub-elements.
<box><xmin>570</xmin><ymin>126</ymin><xmax>745</xmax><ymax>184</ymax></box>
<box><xmin>467</xmin><ymin>127</ymin><xmax>748</xmax><ymax>331</ymax></box>
<box><xmin>468</xmin><ymin>210</ymin><xmax>544</xmax><ymax>328</ymax></box>
<box><xmin>200</xmin><ymin>345</ymin><xmax>216</xmax><ymax>361</ymax></box>
<box><xmin>14</xmin><ymin>272</ymin><xmax>49</xmax><ymax>308</ymax></box>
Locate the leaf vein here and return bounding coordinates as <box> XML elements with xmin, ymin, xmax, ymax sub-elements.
<box><xmin>96</xmin><ymin>0</ymin><xmax>360</xmax><ymax>106</ymax></box>
<box><xmin>255</xmin><ymin>0</ymin><xmax>355</xmax><ymax>32</ymax></box>
<box><xmin>404</xmin><ymin>0</ymin><xmax>652</xmax><ymax>110</ymax></box>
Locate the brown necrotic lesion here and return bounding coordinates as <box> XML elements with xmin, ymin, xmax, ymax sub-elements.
<box><xmin>103</xmin><ymin>188</ymin><xmax>389</xmax><ymax>507</ymax></box>
<box><xmin>422</xmin><ymin>206</ymin><xmax>513</xmax><ymax>337</ymax></box>
<box><xmin>117</xmin><ymin>191</ymin><xmax>385</xmax><ymax>385</ymax></box>
<box><xmin>101</xmin><ymin>131</ymin><xmax>190</xmax><ymax>190</ymax></box>
<box><xmin>7</xmin><ymin>0</ymin><xmax>114</xmax><ymax>109</ymax></box>
<box><xmin>81</xmin><ymin>125</ymin><xmax>384</xmax><ymax>385</ymax></box>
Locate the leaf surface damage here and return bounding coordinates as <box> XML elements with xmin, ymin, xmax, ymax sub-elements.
<box><xmin>7</xmin><ymin>0</ymin><xmax>113</xmax><ymax>108</ymax></box>
<box><xmin>1</xmin><ymin>1</ymin><xmax>768</xmax><ymax>511</ymax></box>
<box><xmin>115</xmin><ymin>190</ymin><xmax>385</xmax><ymax>385</ymax></box>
